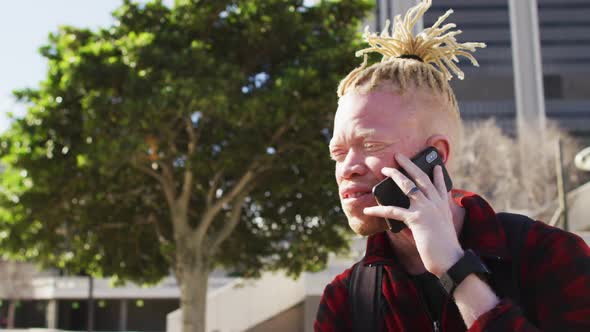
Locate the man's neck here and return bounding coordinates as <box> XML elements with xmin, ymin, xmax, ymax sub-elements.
<box><xmin>386</xmin><ymin>203</ymin><xmax>466</xmax><ymax>275</ymax></box>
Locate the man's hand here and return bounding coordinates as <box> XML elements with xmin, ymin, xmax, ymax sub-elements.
<box><xmin>365</xmin><ymin>153</ymin><xmax>501</xmax><ymax>327</ymax></box>
<box><xmin>363</xmin><ymin>153</ymin><xmax>463</xmax><ymax>277</ymax></box>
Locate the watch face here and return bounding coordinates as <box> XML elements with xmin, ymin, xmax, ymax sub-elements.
<box><xmin>439</xmin><ymin>273</ymin><xmax>455</xmax><ymax>295</ymax></box>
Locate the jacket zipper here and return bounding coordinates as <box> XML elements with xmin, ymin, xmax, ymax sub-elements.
<box><xmin>372</xmin><ymin>261</ymin><xmax>443</xmax><ymax>331</ymax></box>
<box><xmin>433</xmin><ymin>320</ymin><xmax>441</xmax><ymax>332</ymax></box>
<box><xmin>414</xmin><ymin>282</ymin><xmax>441</xmax><ymax>332</ymax></box>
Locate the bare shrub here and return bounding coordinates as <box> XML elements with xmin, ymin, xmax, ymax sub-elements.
<box><xmin>451</xmin><ymin>118</ymin><xmax>589</xmax><ymax>218</ymax></box>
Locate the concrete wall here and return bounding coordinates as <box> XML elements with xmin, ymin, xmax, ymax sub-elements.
<box><xmin>165</xmin><ymin>272</ymin><xmax>308</xmax><ymax>332</ymax></box>
<box><xmin>246</xmin><ymin>302</ymin><xmax>304</xmax><ymax>332</ymax></box>
<box><xmin>206</xmin><ymin>272</ymin><xmax>304</xmax><ymax>332</ymax></box>
<box><xmin>244</xmin><ymin>295</ymin><xmax>322</xmax><ymax>332</ymax></box>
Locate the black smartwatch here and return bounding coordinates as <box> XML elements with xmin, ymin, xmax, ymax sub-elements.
<box><xmin>439</xmin><ymin>249</ymin><xmax>491</xmax><ymax>296</ymax></box>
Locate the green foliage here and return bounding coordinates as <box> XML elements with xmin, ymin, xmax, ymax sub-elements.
<box><xmin>0</xmin><ymin>0</ymin><xmax>371</xmax><ymax>283</ymax></box>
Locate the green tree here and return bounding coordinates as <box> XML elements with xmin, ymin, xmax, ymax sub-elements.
<box><xmin>0</xmin><ymin>0</ymin><xmax>371</xmax><ymax>330</ymax></box>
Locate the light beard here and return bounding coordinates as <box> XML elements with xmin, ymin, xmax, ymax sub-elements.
<box><xmin>339</xmin><ymin>187</ymin><xmax>387</xmax><ymax>235</ymax></box>
<box><xmin>345</xmin><ymin>210</ymin><xmax>387</xmax><ymax>236</ymax></box>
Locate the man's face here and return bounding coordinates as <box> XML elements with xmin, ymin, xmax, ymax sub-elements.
<box><xmin>330</xmin><ymin>88</ymin><xmax>430</xmax><ymax>236</ymax></box>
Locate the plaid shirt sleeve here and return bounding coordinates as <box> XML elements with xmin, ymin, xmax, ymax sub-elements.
<box><xmin>469</xmin><ymin>222</ymin><xmax>590</xmax><ymax>331</ymax></box>
<box><xmin>314</xmin><ymin>266</ymin><xmax>354</xmax><ymax>331</ymax></box>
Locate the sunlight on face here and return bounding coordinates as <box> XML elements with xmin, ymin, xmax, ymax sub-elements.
<box><xmin>331</xmin><ymin>88</ymin><xmax>429</xmax><ymax>236</ymax></box>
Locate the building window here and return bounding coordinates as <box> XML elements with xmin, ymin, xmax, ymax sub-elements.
<box><xmin>544</xmin><ymin>74</ymin><xmax>563</xmax><ymax>99</ymax></box>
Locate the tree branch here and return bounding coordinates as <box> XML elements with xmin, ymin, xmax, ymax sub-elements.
<box><xmin>196</xmin><ymin>162</ymin><xmax>257</xmax><ymax>244</ymax></box>
<box><xmin>206</xmin><ymin>170</ymin><xmax>224</xmax><ymax>207</ymax></box>
<box><xmin>269</xmin><ymin>116</ymin><xmax>294</xmax><ymax>146</ymax></box>
<box><xmin>130</xmin><ymin>157</ymin><xmax>176</xmax><ymax>209</ymax></box>
<box><xmin>178</xmin><ymin>117</ymin><xmax>198</xmax><ymax>210</ymax></box>
<box><xmin>195</xmin><ymin>119</ymin><xmax>294</xmax><ymax>249</ymax></box>
<box><xmin>185</xmin><ymin>115</ymin><xmax>201</xmax><ymax>152</ymax></box>
<box><xmin>159</xmin><ymin>160</ymin><xmax>175</xmax><ymax>189</ymax></box>
<box><xmin>209</xmin><ymin>193</ymin><xmax>248</xmax><ymax>252</ymax></box>
<box><xmin>147</xmin><ymin>213</ymin><xmax>172</xmax><ymax>246</ymax></box>
<box><xmin>163</xmin><ymin>114</ymin><xmax>190</xmax><ymax>158</ymax></box>
<box><xmin>132</xmin><ymin>159</ymin><xmax>165</xmax><ymax>185</ymax></box>
<box><xmin>167</xmin><ymin>139</ymin><xmax>179</xmax><ymax>157</ymax></box>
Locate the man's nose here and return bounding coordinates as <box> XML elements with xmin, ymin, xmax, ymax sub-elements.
<box><xmin>339</xmin><ymin>149</ymin><xmax>368</xmax><ymax>179</ymax></box>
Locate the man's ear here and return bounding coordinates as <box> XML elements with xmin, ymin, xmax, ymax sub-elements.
<box><xmin>426</xmin><ymin>134</ymin><xmax>450</xmax><ymax>163</ymax></box>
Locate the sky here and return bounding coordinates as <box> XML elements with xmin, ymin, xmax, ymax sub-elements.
<box><xmin>0</xmin><ymin>0</ymin><xmax>172</xmax><ymax>132</ymax></box>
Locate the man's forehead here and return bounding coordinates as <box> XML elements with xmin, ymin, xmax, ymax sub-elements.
<box><xmin>336</xmin><ymin>92</ymin><xmax>411</xmax><ymax>126</ymax></box>
<box><xmin>331</xmin><ymin>90</ymin><xmax>425</xmax><ymax>144</ymax></box>
<box><xmin>337</xmin><ymin>87</ymin><xmax>441</xmax><ymax>127</ymax></box>
<box><xmin>336</xmin><ymin>89</ymin><xmax>412</xmax><ymax>117</ymax></box>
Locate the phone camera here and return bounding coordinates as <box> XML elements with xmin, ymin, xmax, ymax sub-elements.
<box><xmin>426</xmin><ymin>151</ymin><xmax>437</xmax><ymax>163</ymax></box>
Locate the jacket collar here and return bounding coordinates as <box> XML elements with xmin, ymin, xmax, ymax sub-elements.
<box><xmin>362</xmin><ymin>190</ymin><xmax>511</xmax><ymax>267</ymax></box>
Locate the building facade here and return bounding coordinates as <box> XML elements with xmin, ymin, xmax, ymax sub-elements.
<box><xmin>413</xmin><ymin>0</ymin><xmax>590</xmax><ymax>138</ymax></box>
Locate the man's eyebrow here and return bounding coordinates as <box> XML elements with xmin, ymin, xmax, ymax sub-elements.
<box><xmin>329</xmin><ymin>129</ymin><xmax>391</xmax><ymax>147</ymax></box>
<box><xmin>356</xmin><ymin>129</ymin><xmax>376</xmax><ymax>138</ymax></box>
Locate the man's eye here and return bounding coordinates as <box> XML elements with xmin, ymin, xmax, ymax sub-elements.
<box><xmin>363</xmin><ymin>143</ymin><xmax>382</xmax><ymax>151</ymax></box>
<box><xmin>330</xmin><ymin>150</ymin><xmax>347</xmax><ymax>161</ymax></box>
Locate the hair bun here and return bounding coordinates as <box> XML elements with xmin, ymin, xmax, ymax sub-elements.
<box><xmin>355</xmin><ymin>0</ymin><xmax>486</xmax><ymax>80</ymax></box>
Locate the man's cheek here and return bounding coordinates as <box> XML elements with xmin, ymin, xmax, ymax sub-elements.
<box><xmin>365</xmin><ymin>158</ymin><xmax>390</xmax><ymax>179</ymax></box>
<box><xmin>334</xmin><ymin>164</ymin><xmax>343</xmax><ymax>182</ymax></box>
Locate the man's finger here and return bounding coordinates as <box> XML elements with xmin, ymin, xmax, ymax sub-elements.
<box><xmin>380</xmin><ymin>167</ymin><xmax>427</xmax><ymax>200</ymax></box>
<box><xmin>363</xmin><ymin>205</ymin><xmax>412</xmax><ymax>221</ymax></box>
<box><xmin>394</xmin><ymin>153</ymin><xmax>438</xmax><ymax>199</ymax></box>
<box><xmin>433</xmin><ymin>165</ymin><xmax>447</xmax><ymax>198</ymax></box>
<box><xmin>381</xmin><ymin>167</ymin><xmax>413</xmax><ymax>190</ymax></box>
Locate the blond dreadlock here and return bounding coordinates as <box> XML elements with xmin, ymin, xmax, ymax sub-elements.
<box><xmin>337</xmin><ymin>0</ymin><xmax>486</xmax><ymax>106</ymax></box>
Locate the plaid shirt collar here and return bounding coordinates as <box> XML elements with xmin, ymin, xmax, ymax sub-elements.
<box><xmin>362</xmin><ymin>190</ymin><xmax>510</xmax><ymax>267</ymax></box>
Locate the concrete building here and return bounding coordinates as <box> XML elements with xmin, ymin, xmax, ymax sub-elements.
<box><xmin>422</xmin><ymin>0</ymin><xmax>590</xmax><ymax>138</ymax></box>
<box><xmin>0</xmin><ymin>271</ymin><xmax>180</xmax><ymax>331</ymax></box>
<box><xmin>373</xmin><ymin>0</ymin><xmax>590</xmax><ymax>140</ymax></box>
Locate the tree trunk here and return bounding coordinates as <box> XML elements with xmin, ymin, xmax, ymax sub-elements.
<box><xmin>177</xmin><ymin>254</ymin><xmax>209</xmax><ymax>332</ymax></box>
<box><xmin>7</xmin><ymin>299</ymin><xmax>16</xmax><ymax>328</ymax></box>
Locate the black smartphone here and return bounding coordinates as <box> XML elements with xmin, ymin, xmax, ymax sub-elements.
<box><xmin>371</xmin><ymin>146</ymin><xmax>453</xmax><ymax>233</ymax></box>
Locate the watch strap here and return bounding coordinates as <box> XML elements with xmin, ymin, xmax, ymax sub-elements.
<box><xmin>439</xmin><ymin>249</ymin><xmax>490</xmax><ymax>296</ymax></box>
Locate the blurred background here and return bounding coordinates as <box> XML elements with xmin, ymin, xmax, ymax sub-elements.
<box><xmin>0</xmin><ymin>0</ymin><xmax>588</xmax><ymax>332</ymax></box>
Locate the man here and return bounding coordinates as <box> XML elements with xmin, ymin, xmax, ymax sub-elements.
<box><xmin>314</xmin><ymin>1</ymin><xmax>590</xmax><ymax>331</ymax></box>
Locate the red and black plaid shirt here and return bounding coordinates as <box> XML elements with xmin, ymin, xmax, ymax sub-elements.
<box><xmin>315</xmin><ymin>190</ymin><xmax>590</xmax><ymax>331</ymax></box>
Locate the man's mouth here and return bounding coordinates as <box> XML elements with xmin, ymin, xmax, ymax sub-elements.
<box><xmin>342</xmin><ymin>191</ymin><xmax>371</xmax><ymax>199</ymax></box>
